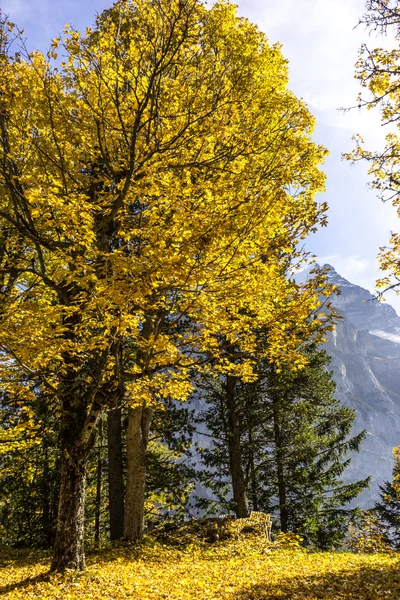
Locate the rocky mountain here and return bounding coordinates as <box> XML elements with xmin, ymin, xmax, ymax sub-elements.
<box><xmin>314</xmin><ymin>264</ymin><xmax>400</xmax><ymax>507</ymax></box>
<box><xmin>190</xmin><ymin>264</ymin><xmax>400</xmax><ymax>511</ymax></box>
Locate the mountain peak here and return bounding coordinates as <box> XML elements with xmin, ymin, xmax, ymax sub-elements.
<box><xmin>294</xmin><ymin>262</ymin><xmax>400</xmax><ymax>329</ymax></box>
<box><xmin>321</xmin><ymin>263</ymin><xmax>335</xmax><ymax>272</ymax></box>
<box><xmin>321</xmin><ymin>264</ymin><xmax>357</xmax><ymax>289</ymax></box>
<box><xmin>324</xmin><ymin>267</ymin><xmax>400</xmax><ymax>332</ymax></box>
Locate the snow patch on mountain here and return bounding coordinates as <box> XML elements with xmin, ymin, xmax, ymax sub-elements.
<box><xmin>369</xmin><ymin>330</ymin><xmax>400</xmax><ymax>345</ymax></box>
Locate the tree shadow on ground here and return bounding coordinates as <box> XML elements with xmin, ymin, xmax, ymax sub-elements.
<box><xmin>0</xmin><ymin>549</ymin><xmax>52</xmax><ymax>596</ymax></box>
<box><xmin>236</xmin><ymin>561</ymin><xmax>400</xmax><ymax>599</ymax></box>
<box><xmin>0</xmin><ymin>572</ymin><xmax>52</xmax><ymax>596</ymax></box>
<box><xmin>0</xmin><ymin>547</ymin><xmax>51</xmax><ymax>569</ymax></box>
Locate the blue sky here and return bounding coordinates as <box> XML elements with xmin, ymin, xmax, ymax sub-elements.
<box><xmin>3</xmin><ymin>0</ymin><xmax>399</xmax><ymax>311</ymax></box>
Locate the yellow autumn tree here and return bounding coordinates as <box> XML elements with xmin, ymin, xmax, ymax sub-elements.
<box><xmin>0</xmin><ymin>0</ymin><xmax>331</xmax><ymax>571</ymax></box>
<box><xmin>346</xmin><ymin>0</ymin><xmax>400</xmax><ymax>295</ymax></box>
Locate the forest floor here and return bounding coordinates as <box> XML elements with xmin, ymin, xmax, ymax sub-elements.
<box><xmin>1</xmin><ymin>518</ymin><xmax>400</xmax><ymax>599</ymax></box>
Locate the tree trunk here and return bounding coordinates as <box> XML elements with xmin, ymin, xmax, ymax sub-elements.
<box><xmin>107</xmin><ymin>407</ymin><xmax>125</xmax><ymax>540</ymax></box>
<box><xmin>94</xmin><ymin>420</ymin><xmax>103</xmax><ymax>546</ymax></box>
<box><xmin>51</xmin><ymin>443</ymin><xmax>87</xmax><ymax>571</ymax></box>
<box><xmin>51</xmin><ymin>373</ymin><xmax>101</xmax><ymax>572</ymax></box>
<box><xmin>249</xmin><ymin>428</ymin><xmax>259</xmax><ymax>512</ymax></box>
<box><xmin>47</xmin><ymin>454</ymin><xmax>61</xmax><ymax>549</ymax></box>
<box><xmin>272</xmin><ymin>397</ymin><xmax>288</xmax><ymax>532</ymax></box>
<box><xmin>225</xmin><ymin>374</ymin><xmax>249</xmax><ymax>518</ymax></box>
<box><xmin>123</xmin><ymin>404</ymin><xmax>153</xmax><ymax>541</ymax></box>
<box><xmin>50</xmin><ymin>283</ymin><xmax>108</xmax><ymax>570</ymax></box>
<box><xmin>41</xmin><ymin>445</ymin><xmax>52</xmax><ymax>548</ymax></box>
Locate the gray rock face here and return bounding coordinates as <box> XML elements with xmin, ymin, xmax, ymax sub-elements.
<box><xmin>320</xmin><ymin>264</ymin><xmax>400</xmax><ymax>507</ymax></box>
<box><xmin>191</xmin><ymin>265</ymin><xmax>400</xmax><ymax>510</ymax></box>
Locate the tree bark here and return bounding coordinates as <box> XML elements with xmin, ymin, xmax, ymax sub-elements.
<box><xmin>272</xmin><ymin>397</ymin><xmax>288</xmax><ymax>532</ymax></box>
<box><xmin>51</xmin><ymin>369</ymin><xmax>101</xmax><ymax>571</ymax></box>
<box><xmin>249</xmin><ymin>427</ymin><xmax>259</xmax><ymax>512</ymax></box>
<box><xmin>41</xmin><ymin>445</ymin><xmax>52</xmax><ymax>548</ymax></box>
<box><xmin>123</xmin><ymin>404</ymin><xmax>153</xmax><ymax>541</ymax></box>
<box><xmin>94</xmin><ymin>420</ymin><xmax>103</xmax><ymax>546</ymax></box>
<box><xmin>107</xmin><ymin>407</ymin><xmax>125</xmax><ymax>540</ymax></box>
<box><xmin>51</xmin><ymin>443</ymin><xmax>87</xmax><ymax>571</ymax></box>
<box><xmin>225</xmin><ymin>374</ymin><xmax>249</xmax><ymax>519</ymax></box>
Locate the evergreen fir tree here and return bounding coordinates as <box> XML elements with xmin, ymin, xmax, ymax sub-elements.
<box><xmin>197</xmin><ymin>345</ymin><xmax>370</xmax><ymax>548</ymax></box>
<box><xmin>0</xmin><ymin>390</ymin><xmax>60</xmax><ymax>548</ymax></box>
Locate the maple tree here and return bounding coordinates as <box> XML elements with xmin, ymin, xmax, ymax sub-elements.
<box><xmin>0</xmin><ymin>0</ymin><xmax>331</xmax><ymax>571</ymax></box>
<box><xmin>346</xmin><ymin>0</ymin><xmax>400</xmax><ymax>295</ymax></box>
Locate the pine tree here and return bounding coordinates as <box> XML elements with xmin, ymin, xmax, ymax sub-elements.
<box><xmin>197</xmin><ymin>346</ymin><xmax>370</xmax><ymax>548</ymax></box>
<box><xmin>0</xmin><ymin>390</ymin><xmax>60</xmax><ymax>548</ymax></box>
<box><xmin>375</xmin><ymin>446</ymin><xmax>400</xmax><ymax>547</ymax></box>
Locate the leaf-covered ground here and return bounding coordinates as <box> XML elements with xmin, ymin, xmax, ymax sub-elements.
<box><xmin>1</xmin><ymin>523</ymin><xmax>400</xmax><ymax>599</ymax></box>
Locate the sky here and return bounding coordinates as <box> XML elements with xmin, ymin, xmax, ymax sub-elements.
<box><xmin>2</xmin><ymin>0</ymin><xmax>400</xmax><ymax>312</ymax></box>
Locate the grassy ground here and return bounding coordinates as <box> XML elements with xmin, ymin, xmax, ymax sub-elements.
<box><xmin>1</xmin><ymin>533</ymin><xmax>400</xmax><ymax>600</ymax></box>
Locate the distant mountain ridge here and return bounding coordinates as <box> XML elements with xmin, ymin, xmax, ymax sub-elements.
<box><xmin>191</xmin><ymin>265</ymin><xmax>400</xmax><ymax>510</ymax></box>
<box><xmin>303</xmin><ymin>264</ymin><xmax>400</xmax><ymax>507</ymax></box>
<box><xmin>322</xmin><ymin>264</ymin><xmax>400</xmax><ymax>333</ymax></box>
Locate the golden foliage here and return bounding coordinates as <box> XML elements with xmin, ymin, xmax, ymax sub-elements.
<box><xmin>0</xmin><ymin>0</ymin><xmax>336</xmax><ymax>572</ymax></box>
<box><xmin>392</xmin><ymin>445</ymin><xmax>400</xmax><ymax>496</ymax></box>
<box><xmin>347</xmin><ymin>511</ymin><xmax>392</xmax><ymax>554</ymax></box>
<box><xmin>0</xmin><ymin>0</ymin><xmax>333</xmax><ymax>419</ymax></box>
<box><xmin>152</xmin><ymin>512</ymin><xmax>272</xmax><ymax>546</ymax></box>
<box><xmin>0</xmin><ymin>528</ymin><xmax>399</xmax><ymax>599</ymax></box>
